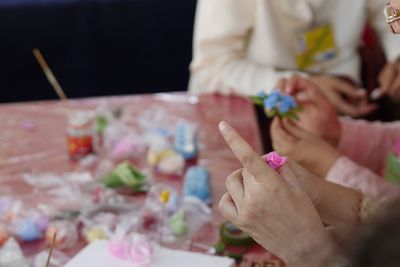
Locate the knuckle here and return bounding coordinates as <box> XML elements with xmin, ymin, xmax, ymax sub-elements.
<box><xmin>225</xmin><ymin>174</ymin><xmax>235</xmax><ymax>187</ymax></box>
<box><xmin>241</xmin><ymin>153</ymin><xmax>255</xmax><ymax>166</ymax></box>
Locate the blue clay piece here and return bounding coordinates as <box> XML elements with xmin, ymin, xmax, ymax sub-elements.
<box><xmin>174</xmin><ymin>122</ymin><xmax>198</xmax><ymax>160</ymax></box>
<box><xmin>183</xmin><ymin>166</ymin><xmax>211</xmax><ymax>205</ymax></box>
<box><xmin>166</xmin><ymin>192</ymin><xmax>180</xmax><ymax>215</ymax></box>
<box><xmin>16</xmin><ymin>219</ymin><xmax>43</xmax><ymax>242</ymax></box>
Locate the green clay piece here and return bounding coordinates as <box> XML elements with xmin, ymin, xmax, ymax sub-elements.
<box><xmin>170</xmin><ymin>211</ymin><xmax>188</xmax><ymax>237</ymax></box>
<box><xmin>97</xmin><ymin>115</ymin><xmax>108</xmax><ymax>134</ymax></box>
<box><xmin>220</xmin><ymin>222</ymin><xmax>255</xmax><ymax>248</ymax></box>
<box><xmin>385</xmin><ymin>152</ymin><xmax>400</xmax><ymax>184</ymax></box>
<box><xmin>250</xmin><ymin>96</ymin><xmax>264</xmax><ymax>106</ymax></box>
<box><xmin>213</xmin><ymin>241</ymin><xmax>226</xmax><ymax>255</ymax></box>
<box><xmin>102</xmin><ymin>173</ymin><xmax>125</xmax><ymax>188</ymax></box>
<box><xmin>102</xmin><ymin>161</ymin><xmax>147</xmax><ymax>191</ymax></box>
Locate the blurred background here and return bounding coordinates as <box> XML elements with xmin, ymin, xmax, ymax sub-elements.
<box><xmin>0</xmin><ymin>0</ymin><xmax>196</xmax><ymax>102</ymax></box>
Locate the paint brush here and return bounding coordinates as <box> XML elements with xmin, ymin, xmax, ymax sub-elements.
<box><xmin>33</xmin><ymin>48</ymin><xmax>68</xmax><ymax>101</ymax></box>
<box><xmin>45</xmin><ymin>232</ymin><xmax>57</xmax><ymax>267</ymax></box>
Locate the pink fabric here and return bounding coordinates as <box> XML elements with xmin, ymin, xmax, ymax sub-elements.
<box><xmin>326</xmin><ymin>157</ymin><xmax>400</xmax><ymax>199</ymax></box>
<box><xmin>326</xmin><ymin>117</ymin><xmax>400</xmax><ymax>199</ymax></box>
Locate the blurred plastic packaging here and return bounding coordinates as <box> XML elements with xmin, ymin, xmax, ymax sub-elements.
<box><xmin>32</xmin><ymin>249</ymin><xmax>70</xmax><ymax>267</ymax></box>
<box><xmin>45</xmin><ymin>220</ymin><xmax>79</xmax><ymax>250</ymax></box>
<box><xmin>174</xmin><ymin>122</ymin><xmax>198</xmax><ymax>160</ymax></box>
<box><xmin>0</xmin><ymin>238</ymin><xmax>29</xmax><ymax>267</ymax></box>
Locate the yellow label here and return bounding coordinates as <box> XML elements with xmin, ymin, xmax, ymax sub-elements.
<box><xmin>294</xmin><ymin>24</ymin><xmax>337</xmax><ymax>70</ymax></box>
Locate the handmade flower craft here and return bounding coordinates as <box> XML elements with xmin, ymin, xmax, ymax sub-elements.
<box><xmin>251</xmin><ymin>90</ymin><xmax>300</xmax><ymax>120</ymax></box>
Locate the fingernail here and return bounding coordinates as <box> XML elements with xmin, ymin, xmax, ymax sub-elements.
<box><xmin>219</xmin><ymin>121</ymin><xmax>228</xmax><ymax>134</ymax></box>
<box><xmin>296</xmin><ymin>92</ymin><xmax>308</xmax><ymax>101</ymax></box>
<box><xmin>370</xmin><ymin>88</ymin><xmax>382</xmax><ymax>100</ymax></box>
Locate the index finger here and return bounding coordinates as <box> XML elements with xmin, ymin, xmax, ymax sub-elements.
<box><xmin>219</xmin><ymin>121</ymin><xmax>281</xmax><ymax>184</ymax></box>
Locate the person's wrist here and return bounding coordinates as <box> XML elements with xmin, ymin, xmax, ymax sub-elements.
<box><xmin>284</xmin><ymin>228</ymin><xmax>337</xmax><ymax>267</ymax></box>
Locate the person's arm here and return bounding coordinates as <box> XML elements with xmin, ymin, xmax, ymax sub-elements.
<box><xmin>189</xmin><ymin>0</ymin><xmax>304</xmax><ymax>96</ymax></box>
<box><xmin>326</xmin><ymin>156</ymin><xmax>400</xmax><ymax>199</ymax></box>
<box><xmin>338</xmin><ymin>118</ymin><xmax>400</xmax><ymax>173</ymax></box>
<box><xmin>368</xmin><ymin>0</ymin><xmax>400</xmax><ymax>62</ymax></box>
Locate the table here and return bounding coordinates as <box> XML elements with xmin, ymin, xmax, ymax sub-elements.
<box><xmin>0</xmin><ymin>93</ymin><xmax>274</xmax><ymax>266</ymax></box>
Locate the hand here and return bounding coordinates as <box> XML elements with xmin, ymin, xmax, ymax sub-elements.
<box><xmin>308</xmin><ymin>75</ymin><xmax>377</xmax><ymax>117</ymax></box>
<box><xmin>218</xmin><ymin>121</ymin><xmax>335</xmax><ymax>266</ymax></box>
<box><xmin>391</xmin><ymin>0</ymin><xmax>400</xmax><ymax>9</ymax></box>
<box><xmin>388</xmin><ymin>1</ymin><xmax>400</xmax><ymax>34</ymax></box>
<box><xmin>271</xmin><ymin>118</ymin><xmax>341</xmax><ymax>178</ymax></box>
<box><xmin>276</xmin><ymin>76</ymin><xmax>341</xmax><ymax>146</ymax></box>
<box><xmin>378</xmin><ymin>60</ymin><xmax>400</xmax><ymax>100</ymax></box>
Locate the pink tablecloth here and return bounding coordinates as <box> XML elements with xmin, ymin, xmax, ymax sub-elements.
<box><xmin>0</xmin><ymin>93</ymin><xmax>272</xmax><ymax>266</ymax></box>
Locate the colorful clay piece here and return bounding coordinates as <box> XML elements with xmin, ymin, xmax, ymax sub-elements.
<box><xmin>183</xmin><ymin>166</ymin><xmax>212</xmax><ymax>205</ymax></box>
<box><xmin>109</xmin><ymin>232</ymin><xmax>155</xmax><ymax>266</ymax></box>
<box><xmin>166</xmin><ymin>192</ymin><xmax>180</xmax><ymax>215</ymax></box>
<box><xmin>220</xmin><ymin>222</ymin><xmax>255</xmax><ymax>248</ymax></box>
<box><xmin>385</xmin><ymin>140</ymin><xmax>400</xmax><ymax>184</ymax></box>
<box><xmin>170</xmin><ymin>211</ymin><xmax>188</xmax><ymax>237</ymax></box>
<box><xmin>265</xmin><ymin>152</ymin><xmax>287</xmax><ymax>170</ymax></box>
<box><xmin>0</xmin><ymin>227</ymin><xmax>10</xmax><ymax>246</ymax></box>
<box><xmin>109</xmin><ymin>235</ymin><xmax>129</xmax><ymax>260</ymax></box>
<box><xmin>15</xmin><ymin>219</ymin><xmax>43</xmax><ymax>242</ymax></box>
<box><xmin>251</xmin><ymin>90</ymin><xmax>300</xmax><ymax>120</ymax></box>
<box><xmin>174</xmin><ymin>122</ymin><xmax>198</xmax><ymax>160</ymax></box>
<box><xmin>85</xmin><ymin>227</ymin><xmax>109</xmax><ymax>242</ymax></box>
<box><xmin>102</xmin><ymin>161</ymin><xmax>147</xmax><ymax>191</ymax></box>
<box><xmin>147</xmin><ymin>149</ymin><xmax>176</xmax><ymax>167</ymax></box>
<box><xmin>157</xmin><ymin>152</ymin><xmax>185</xmax><ymax>175</ymax></box>
<box><xmin>128</xmin><ymin>233</ymin><xmax>154</xmax><ymax>266</ymax></box>
<box><xmin>159</xmin><ymin>190</ymin><xmax>171</xmax><ymax>205</ymax></box>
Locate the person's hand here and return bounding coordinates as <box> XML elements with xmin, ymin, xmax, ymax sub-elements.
<box><xmin>276</xmin><ymin>76</ymin><xmax>342</xmax><ymax>146</ymax></box>
<box><xmin>308</xmin><ymin>75</ymin><xmax>377</xmax><ymax>117</ymax></box>
<box><xmin>271</xmin><ymin>118</ymin><xmax>341</xmax><ymax>178</ymax></box>
<box><xmin>387</xmin><ymin>1</ymin><xmax>400</xmax><ymax>34</ymax></box>
<box><xmin>378</xmin><ymin>60</ymin><xmax>400</xmax><ymax>101</ymax></box>
<box><xmin>391</xmin><ymin>0</ymin><xmax>400</xmax><ymax>9</ymax></box>
<box><xmin>218</xmin><ymin>121</ymin><xmax>335</xmax><ymax>266</ymax></box>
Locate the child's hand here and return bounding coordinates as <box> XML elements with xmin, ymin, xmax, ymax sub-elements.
<box><xmin>308</xmin><ymin>75</ymin><xmax>377</xmax><ymax>117</ymax></box>
<box><xmin>277</xmin><ymin>76</ymin><xmax>343</xmax><ymax>146</ymax></box>
<box><xmin>387</xmin><ymin>1</ymin><xmax>400</xmax><ymax>34</ymax></box>
<box><xmin>378</xmin><ymin>60</ymin><xmax>400</xmax><ymax>100</ymax></box>
<box><xmin>271</xmin><ymin>118</ymin><xmax>341</xmax><ymax>178</ymax></box>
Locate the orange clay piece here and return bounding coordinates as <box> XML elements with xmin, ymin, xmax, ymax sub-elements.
<box><xmin>0</xmin><ymin>228</ymin><xmax>10</xmax><ymax>246</ymax></box>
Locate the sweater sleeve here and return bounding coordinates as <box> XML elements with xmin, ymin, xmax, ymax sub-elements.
<box><xmin>337</xmin><ymin>117</ymin><xmax>400</xmax><ymax>174</ymax></box>
<box><xmin>326</xmin><ymin>156</ymin><xmax>400</xmax><ymax>200</ymax></box>
<box><xmin>189</xmin><ymin>0</ymin><xmax>307</xmax><ymax>96</ymax></box>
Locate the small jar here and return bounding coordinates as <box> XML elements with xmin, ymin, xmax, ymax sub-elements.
<box><xmin>67</xmin><ymin>111</ymin><xmax>95</xmax><ymax>161</ymax></box>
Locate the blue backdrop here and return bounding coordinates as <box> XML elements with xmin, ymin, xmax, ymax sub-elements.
<box><xmin>0</xmin><ymin>0</ymin><xmax>196</xmax><ymax>102</ymax></box>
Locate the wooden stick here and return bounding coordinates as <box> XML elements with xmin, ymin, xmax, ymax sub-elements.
<box><xmin>45</xmin><ymin>232</ymin><xmax>57</xmax><ymax>267</ymax></box>
<box><xmin>33</xmin><ymin>48</ymin><xmax>68</xmax><ymax>101</ymax></box>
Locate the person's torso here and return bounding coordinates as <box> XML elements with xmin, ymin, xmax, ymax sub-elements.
<box><xmin>247</xmin><ymin>0</ymin><xmax>371</xmax><ymax>81</ymax></box>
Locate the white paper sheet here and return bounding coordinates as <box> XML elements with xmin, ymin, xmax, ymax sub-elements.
<box><xmin>65</xmin><ymin>240</ymin><xmax>235</xmax><ymax>267</ymax></box>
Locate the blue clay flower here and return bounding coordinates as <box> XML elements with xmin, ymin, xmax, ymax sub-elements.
<box><xmin>264</xmin><ymin>90</ymin><xmax>281</xmax><ymax>110</ymax></box>
<box><xmin>279</xmin><ymin>95</ymin><xmax>297</xmax><ymax>113</ymax></box>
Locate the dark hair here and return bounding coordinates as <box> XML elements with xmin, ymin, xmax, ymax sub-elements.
<box><xmin>352</xmin><ymin>200</ymin><xmax>400</xmax><ymax>267</ymax></box>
